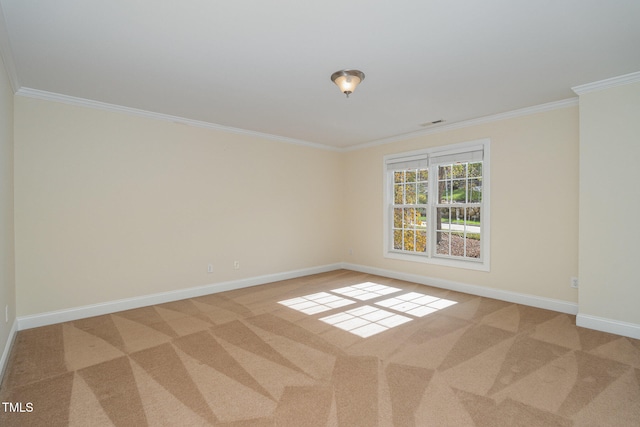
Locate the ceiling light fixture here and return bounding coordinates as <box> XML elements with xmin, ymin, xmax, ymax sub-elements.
<box><xmin>331</xmin><ymin>69</ymin><xmax>365</xmax><ymax>98</ymax></box>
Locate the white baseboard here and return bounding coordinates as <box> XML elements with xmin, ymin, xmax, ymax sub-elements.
<box><xmin>576</xmin><ymin>313</ymin><xmax>640</xmax><ymax>340</ymax></box>
<box><xmin>17</xmin><ymin>263</ymin><xmax>342</xmax><ymax>330</ymax></box>
<box><xmin>11</xmin><ymin>262</ymin><xmax>639</xmax><ymax>343</ymax></box>
<box><xmin>341</xmin><ymin>263</ymin><xmax>579</xmax><ymax>315</ymax></box>
<box><xmin>0</xmin><ymin>319</ymin><xmax>18</xmax><ymax>384</ymax></box>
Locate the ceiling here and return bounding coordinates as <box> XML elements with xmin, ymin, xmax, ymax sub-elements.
<box><xmin>1</xmin><ymin>1</ymin><xmax>639</xmax><ymax>149</ymax></box>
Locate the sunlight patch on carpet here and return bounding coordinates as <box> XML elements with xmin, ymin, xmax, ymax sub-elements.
<box><xmin>331</xmin><ymin>282</ymin><xmax>402</xmax><ymax>300</ymax></box>
<box><xmin>278</xmin><ymin>283</ymin><xmax>458</xmax><ymax>338</ymax></box>
<box><xmin>376</xmin><ymin>292</ymin><xmax>457</xmax><ymax>317</ymax></box>
<box><xmin>278</xmin><ymin>292</ymin><xmax>356</xmax><ymax>314</ymax></box>
<box><xmin>321</xmin><ymin>305</ymin><xmax>412</xmax><ymax>338</ymax></box>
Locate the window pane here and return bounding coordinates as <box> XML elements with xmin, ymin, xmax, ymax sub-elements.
<box><xmin>416</xmin><ymin>231</ymin><xmax>427</xmax><ymax>252</ymax></box>
<box><xmin>468</xmin><ymin>207</ymin><xmax>481</xmax><ymax>224</ymax></box>
<box><xmin>404</xmin><ymin>208</ymin><xmax>419</xmax><ymax>226</ymax></box>
<box><xmin>466</xmin><ymin>232</ymin><xmax>481</xmax><ymax>258</ymax></box>
<box><xmin>469</xmin><ymin>162</ymin><xmax>482</xmax><ymax>178</ymax></box>
<box><xmin>437</xmin><ymin>207</ymin><xmax>451</xmax><ymax>230</ymax></box>
<box><xmin>416</xmin><ymin>208</ymin><xmax>427</xmax><ymax>228</ymax></box>
<box><xmin>452</xmin><ymin>179</ymin><xmax>467</xmax><ymax>203</ymax></box>
<box><xmin>418</xmin><ymin>169</ymin><xmax>428</xmax><ymax>182</ymax></box>
<box><xmin>460</xmin><ymin>207</ymin><xmax>482</xmax><ymax>258</ymax></box>
<box><xmin>393</xmin><ymin>208</ymin><xmax>403</xmax><ymax>228</ymax></box>
<box><xmin>469</xmin><ymin>179</ymin><xmax>482</xmax><ymax>202</ymax></box>
<box><xmin>436</xmin><ymin>232</ymin><xmax>450</xmax><ymax>255</ymax></box>
<box><xmin>406</xmin><ymin>170</ymin><xmax>416</xmax><ymax>183</ymax></box>
<box><xmin>439</xmin><ymin>180</ymin><xmax>452</xmax><ymax>203</ymax></box>
<box><xmin>451</xmin><ymin>207</ymin><xmax>465</xmax><ymax>225</ymax></box>
<box><xmin>394</xmin><ymin>171</ymin><xmax>404</xmax><ymax>183</ymax></box>
<box><xmin>405</xmin><ymin>183</ymin><xmax>417</xmax><ymax>204</ymax></box>
<box><xmin>394</xmin><ymin>184</ymin><xmax>403</xmax><ymax>204</ymax></box>
<box><xmin>439</xmin><ymin>165</ymin><xmax>451</xmax><ymax>180</ymax></box>
<box><xmin>404</xmin><ymin>230</ymin><xmax>415</xmax><ymax>251</ymax></box>
<box><xmin>393</xmin><ymin>230</ymin><xmax>403</xmax><ymax>250</ymax></box>
<box><xmin>452</xmin><ymin>163</ymin><xmax>466</xmax><ymax>179</ymax></box>
<box><xmin>466</xmin><ymin>208</ymin><xmax>481</xmax><ymax>258</ymax></box>
<box><xmin>418</xmin><ymin>182</ymin><xmax>428</xmax><ymax>204</ymax></box>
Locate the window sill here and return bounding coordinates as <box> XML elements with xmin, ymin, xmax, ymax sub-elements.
<box><xmin>384</xmin><ymin>251</ymin><xmax>490</xmax><ymax>272</ymax></box>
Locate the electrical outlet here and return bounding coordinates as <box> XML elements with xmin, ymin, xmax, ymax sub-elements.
<box><xmin>233</xmin><ymin>261</ymin><xmax>240</xmax><ymax>270</ymax></box>
<box><xmin>207</xmin><ymin>263</ymin><xmax>214</xmax><ymax>273</ymax></box>
<box><xmin>570</xmin><ymin>277</ymin><xmax>579</xmax><ymax>288</ymax></box>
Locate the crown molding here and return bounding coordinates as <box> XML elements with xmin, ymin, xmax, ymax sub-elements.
<box><xmin>15</xmin><ymin>87</ymin><xmax>341</xmax><ymax>152</ymax></box>
<box><xmin>15</xmin><ymin>86</ymin><xmax>583</xmax><ymax>153</ymax></box>
<box><xmin>572</xmin><ymin>71</ymin><xmax>640</xmax><ymax>95</ymax></box>
<box><xmin>343</xmin><ymin>97</ymin><xmax>579</xmax><ymax>152</ymax></box>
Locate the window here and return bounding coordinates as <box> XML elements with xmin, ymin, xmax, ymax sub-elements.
<box><xmin>383</xmin><ymin>139</ymin><xmax>490</xmax><ymax>271</ymax></box>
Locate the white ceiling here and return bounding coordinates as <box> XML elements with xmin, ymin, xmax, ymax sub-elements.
<box><xmin>1</xmin><ymin>1</ymin><xmax>639</xmax><ymax>149</ymax></box>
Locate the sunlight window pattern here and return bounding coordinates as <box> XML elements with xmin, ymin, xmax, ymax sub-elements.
<box><xmin>376</xmin><ymin>292</ymin><xmax>457</xmax><ymax>317</ymax></box>
<box><xmin>320</xmin><ymin>305</ymin><xmax>412</xmax><ymax>338</ymax></box>
<box><xmin>278</xmin><ymin>292</ymin><xmax>355</xmax><ymax>315</ymax></box>
<box><xmin>331</xmin><ymin>282</ymin><xmax>401</xmax><ymax>300</ymax></box>
<box><xmin>278</xmin><ymin>283</ymin><xmax>458</xmax><ymax>338</ymax></box>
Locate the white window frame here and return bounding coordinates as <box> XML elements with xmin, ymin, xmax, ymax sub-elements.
<box><xmin>383</xmin><ymin>139</ymin><xmax>490</xmax><ymax>271</ymax></box>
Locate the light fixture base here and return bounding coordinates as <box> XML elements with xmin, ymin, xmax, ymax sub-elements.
<box><xmin>331</xmin><ymin>69</ymin><xmax>365</xmax><ymax>97</ymax></box>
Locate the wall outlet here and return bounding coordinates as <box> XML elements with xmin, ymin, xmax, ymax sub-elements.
<box><xmin>207</xmin><ymin>263</ymin><xmax>214</xmax><ymax>273</ymax></box>
<box><xmin>570</xmin><ymin>277</ymin><xmax>579</xmax><ymax>288</ymax></box>
<box><xmin>233</xmin><ymin>261</ymin><xmax>240</xmax><ymax>270</ymax></box>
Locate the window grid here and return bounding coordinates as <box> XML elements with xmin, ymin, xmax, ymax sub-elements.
<box><xmin>435</xmin><ymin>162</ymin><xmax>482</xmax><ymax>260</ymax></box>
<box><xmin>384</xmin><ymin>140</ymin><xmax>489</xmax><ymax>270</ymax></box>
<box><xmin>392</xmin><ymin>169</ymin><xmax>428</xmax><ymax>254</ymax></box>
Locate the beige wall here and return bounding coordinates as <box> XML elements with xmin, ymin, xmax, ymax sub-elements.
<box><xmin>578</xmin><ymin>81</ymin><xmax>640</xmax><ymax>324</ymax></box>
<box><xmin>14</xmin><ymin>97</ymin><xmax>344</xmax><ymax>316</ymax></box>
<box><xmin>343</xmin><ymin>106</ymin><xmax>580</xmax><ymax>302</ymax></box>
<box><xmin>13</xmin><ymin>97</ymin><xmax>581</xmax><ymax>317</ymax></box>
<box><xmin>0</xmin><ymin>54</ymin><xmax>15</xmax><ymax>360</ymax></box>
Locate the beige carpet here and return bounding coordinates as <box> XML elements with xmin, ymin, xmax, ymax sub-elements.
<box><xmin>1</xmin><ymin>269</ymin><xmax>639</xmax><ymax>426</ymax></box>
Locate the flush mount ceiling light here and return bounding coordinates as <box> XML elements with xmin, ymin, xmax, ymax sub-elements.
<box><xmin>331</xmin><ymin>69</ymin><xmax>365</xmax><ymax>98</ymax></box>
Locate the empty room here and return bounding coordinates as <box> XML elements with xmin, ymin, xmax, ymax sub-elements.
<box><xmin>1</xmin><ymin>1</ymin><xmax>639</xmax><ymax>426</ymax></box>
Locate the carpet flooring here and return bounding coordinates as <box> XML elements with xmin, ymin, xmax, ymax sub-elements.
<box><xmin>1</xmin><ymin>269</ymin><xmax>639</xmax><ymax>426</ymax></box>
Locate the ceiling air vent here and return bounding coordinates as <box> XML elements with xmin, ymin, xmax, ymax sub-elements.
<box><xmin>420</xmin><ymin>119</ymin><xmax>445</xmax><ymax>127</ymax></box>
